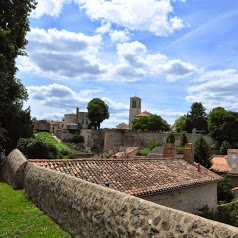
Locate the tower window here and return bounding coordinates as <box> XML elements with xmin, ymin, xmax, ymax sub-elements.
<box><xmin>132</xmin><ymin>100</ymin><xmax>136</xmax><ymax>108</ymax></box>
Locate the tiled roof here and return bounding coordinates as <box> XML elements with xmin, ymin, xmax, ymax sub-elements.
<box><xmin>29</xmin><ymin>158</ymin><xmax>222</xmax><ymax>197</ymax></box>
<box><xmin>211</xmin><ymin>156</ymin><xmax>230</xmax><ymax>173</ymax></box>
<box><xmin>228</xmin><ymin>149</ymin><xmax>238</xmax><ymax>154</ymax></box>
<box><xmin>136</xmin><ymin>111</ymin><xmax>153</xmax><ymax>117</ymax></box>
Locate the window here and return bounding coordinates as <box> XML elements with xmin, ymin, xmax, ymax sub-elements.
<box><xmin>132</xmin><ymin>100</ymin><xmax>136</xmax><ymax>108</ymax></box>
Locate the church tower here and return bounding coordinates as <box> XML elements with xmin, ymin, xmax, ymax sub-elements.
<box><xmin>129</xmin><ymin>96</ymin><xmax>141</xmax><ymax>129</ymax></box>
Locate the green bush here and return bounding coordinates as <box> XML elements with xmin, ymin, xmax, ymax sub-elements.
<box><xmin>217</xmin><ymin>202</ymin><xmax>238</xmax><ymax>226</ymax></box>
<box><xmin>220</xmin><ymin>140</ymin><xmax>231</xmax><ymax>155</ymax></box>
<box><xmin>138</xmin><ymin>148</ymin><xmax>150</xmax><ymax>156</ymax></box>
<box><xmin>17</xmin><ymin>132</ymin><xmax>72</xmax><ymax>159</ymax></box>
<box><xmin>26</xmin><ymin>140</ymin><xmax>50</xmax><ymax>159</ymax></box>
<box><xmin>147</xmin><ymin>139</ymin><xmax>159</xmax><ymax>151</ymax></box>
<box><xmin>176</xmin><ymin>146</ymin><xmax>184</xmax><ymax>154</ymax></box>
<box><xmin>166</xmin><ymin>133</ymin><xmax>175</xmax><ymax>143</ymax></box>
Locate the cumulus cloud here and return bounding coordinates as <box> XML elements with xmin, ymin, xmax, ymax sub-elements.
<box><xmin>111</xmin><ymin>41</ymin><xmax>198</xmax><ymax>81</ymax></box>
<box><xmin>186</xmin><ymin>69</ymin><xmax>238</xmax><ymax>111</ymax></box>
<box><xmin>17</xmin><ymin>28</ymin><xmax>107</xmax><ymax>80</ymax></box>
<box><xmin>79</xmin><ymin>0</ymin><xmax>186</xmax><ymax>36</ymax></box>
<box><xmin>31</xmin><ymin>0</ymin><xmax>70</xmax><ymax>18</ymax></box>
<box><xmin>27</xmin><ymin>84</ymin><xmax>97</xmax><ymax>109</ymax></box>
<box><xmin>109</xmin><ymin>29</ymin><xmax>130</xmax><ymax>43</ymax></box>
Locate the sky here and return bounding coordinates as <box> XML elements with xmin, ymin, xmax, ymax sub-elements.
<box><xmin>17</xmin><ymin>0</ymin><xmax>238</xmax><ymax>128</ymax></box>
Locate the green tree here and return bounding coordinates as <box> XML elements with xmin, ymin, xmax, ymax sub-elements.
<box><xmin>132</xmin><ymin>115</ymin><xmax>170</xmax><ymax>132</ymax></box>
<box><xmin>220</xmin><ymin>141</ymin><xmax>231</xmax><ymax>155</ymax></box>
<box><xmin>217</xmin><ymin>176</ymin><xmax>234</xmax><ymax>204</ymax></box>
<box><xmin>208</xmin><ymin>107</ymin><xmax>238</xmax><ymax>144</ymax></box>
<box><xmin>166</xmin><ymin>133</ymin><xmax>175</xmax><ymax>143</ymax></box>
<box><xmin>185</xmin><ymin>102</ymin><xmax>208</xmax><ymax>133</ymax></box>
<box><xmin>180</xmin><ymin>133</ymin><xmax>188</xmax><ymax>146</ymax></box>
<box><xmin>0</xmin><ymin>0</ymin><xmax>37</xmax><ymax>153</ymax></box>
<box><xmin>172</xmin><ymin>114</ymin><xmax>187</xmax><ymax>132</ymax></box>
<box><xmin>193</xmin><ymin>136</ymin><xmax>212</xmax><ymax>168</ymax></box>
<box><xmin>87</xmin><ymin>98</ymin><xmax>109</xmax><ymax>129</ymax></box>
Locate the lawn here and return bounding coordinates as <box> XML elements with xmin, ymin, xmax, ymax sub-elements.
<box><xmin>0</xmin><ymin>182</ymin><xmax>71</xmax><ymax>238</ymax></box>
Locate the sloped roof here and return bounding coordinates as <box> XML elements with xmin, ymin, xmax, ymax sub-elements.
<box><xmin>211</xmin><ymin>155</ymin><xmax>230</xmax><ymax>173</ymax></box>
<box><xmin>136</xmin><ymin>111</ymin><xmax>153</xmax><ymax>117</ymax></box>
<box><xmin>228</xmin><ymin>149</ymin><xmax>238</xmax><ymax>154</ymax></box>
<box><xmin>30</xmin><ymin>158</ymin><xmax>221</xmax><ymax>196</ymax></box>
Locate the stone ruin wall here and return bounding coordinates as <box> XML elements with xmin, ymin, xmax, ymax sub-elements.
<box><xmin>1</xmin><ymin>149</ymin><xmax>238</xmax><ymax>238</ymax></box>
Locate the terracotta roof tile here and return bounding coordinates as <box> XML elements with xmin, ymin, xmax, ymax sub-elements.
<box><xmin>29</xmin><ymin>158</ymin><xmax>222</xmax><ymax>196</ymax></box>
<box><xmin>211</xmin><ymin>156</ymin><xmax>231</xmax><ymax>173</ymax></box>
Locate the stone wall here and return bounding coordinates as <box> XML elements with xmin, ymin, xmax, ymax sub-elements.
<box><xmin>1</xmin><ymin>149</ymin><xmax>27</xmax><ymax>189</ymax></box>
<box><xmin>142</xmin><ymin>183</ymin><xmax>217</xmax><ymax>214</ymax></box>
<box><xmin>2</xmin><ymin>149</ymin><xmax>238</xmax><ymax>237</ymax></box>
<box><xmin>80</xmin><ymin>129</ymin><xmax>214</xmax><ymax>151</ymax></box>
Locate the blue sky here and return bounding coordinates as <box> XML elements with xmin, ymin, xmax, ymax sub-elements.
<box><xmin>17</xmin><ymin>0</ymin><xmax>238</xmax><ymax>128</ymax></box>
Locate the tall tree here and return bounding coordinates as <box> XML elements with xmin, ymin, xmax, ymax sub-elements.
<box><xmin>185</xmin><ymin>102</ymin><xmax>208</xmax><ymax>133</ymax></box>
<box><xmin>193</xmin><ymin>136</ymin><xmax>212</xmax><ymax>169</ymax></box>
<box><xmin>0</xmin><ymin>0</ymin><xmax>36</xmax><ymax>153</ymax></box>
<box><xmin>87</xmin><ymin>98</ymin><xmax>109</xmax><ymax>129</ymax></box>
<box><xmin>208</xmin><ymin>107</ymin><xmax>238</xmax><ymax>144</ymax></box>
<box><xmin>172</xmin><ymin>114</ymin><xmax>187</xmax><ymax>133</ymax></box>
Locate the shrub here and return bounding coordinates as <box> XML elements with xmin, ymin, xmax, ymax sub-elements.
<box><xmin>217</xmin><ymin>176</ymin><xmax>234</xmax><ymax>204</ymax></box>
<box><xmin>26</xmin><ymin>140</ymin><xmax>50</xmax><ymax>159</ymax></box>
<box><xmin>176</xmin><ymin>146</ymin><xmax>184</xmax><ymax>154</ymax></box>
<box><xmin>180</xmin><ymin>133</ymin><xmax>188</xmax><ymax>146</ymax></box>
<box><xmin>220</xmin><ymin>141</ymin><xmax>231</xmax><ymax>155</ymax></box>
<box><xmin>166</xmin><ymin>133</ymin><xmax>175</xmax><ymax>143</ymax></box>
<box><xmin>138</xmin><ymin>148</ymin><xmax>150</xmax><ymax>156</ymax></box>
<box><xmin>17</xmin><ymin>132</ymin><xmax>72</xmax><ymax>159</ymax></box>
<box><xmin>147</xmin><ymin>139</ymin><xmax>159</xmax><ymax>151</ymax></box>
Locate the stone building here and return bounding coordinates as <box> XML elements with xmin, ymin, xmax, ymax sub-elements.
<box><xmin>128</xmin><ymin>96</ymin><xmax>153</xmax><ymax>129</ymax></box>
<box><xmin>33</xmin><ymin>120</ymin><xmax>64</xmax><ymax>135</ymax></box>
<box><xmin>64</xmin><ymin>107</ymin><xmax>90</xmax><ymax>130</ymax></box>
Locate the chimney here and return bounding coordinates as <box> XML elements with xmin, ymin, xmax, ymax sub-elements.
<box><xmin>183</xmin><ymin>143</ymin><xmax>194</xmax><ymax>164</ymax></box>
<box><xmin>163</xmin><ymin>143</ymin><xmax>176</xmax><ymax>158</ymax></box>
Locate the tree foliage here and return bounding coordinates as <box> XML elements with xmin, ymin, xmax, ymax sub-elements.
<box><xmin>180</xmin><ymin>133</ymin><xmax>188</xmax><ymax>146</ymax></box>
<box><xmin>0</xmin><ymin>0</ymin><xmax>37</xmax><ymax>153</ymax></box>
<box><xmin>132</xmin><ymin>115</ymin><xmax>170</xmax><ymax>132</ymax></box>
<box><xmin>217</xmin><ymin>175</ymin><xmax>234</xmax><ymax>204</ymax></box>
<box><xmin>193</xmin><ymin>136</ymin><xmax>212</xmax><ymax>168</ymax></box>
<box><xmin>172</xmin><ymin>114</ymin><xmax>187</xmax><ymax>133</ymax></box>
<box><xmin>87</xmin><ymin>98</ymin><xmax>109</xmax><ymax>129</ymax></box>
<box><xmin>220</xmin><ymin>141</ymin><xmax>231</xmax><ymax>155</ymax></box>
<box><xmin>17</xmin><ymin>132</ymin><xmax>72</xmax><ymax>159</ymax></box>
<box><xmin>185</xmin><ymin>102</ymin><xmax>208</xmax><ymax>133</ymax></box>
<box><xmin>166</xmin><ymin>133</ymin><xmax>175</xmax><ymax>143</ymax></box>
<box><xmin>208</xmin><ymin>107</ymin><xmax>238</xmax><ymax>144</ymax></box>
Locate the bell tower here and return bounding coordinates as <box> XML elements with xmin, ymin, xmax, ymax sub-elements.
<box><xmin>129</xmin><ymin>96</ymin><xmax>141</xmax><ymax>129</ymax></box>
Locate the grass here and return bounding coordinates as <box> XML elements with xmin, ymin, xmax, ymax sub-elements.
<box><xmin>0</xmin><ymin>182</ymin><xmax>71</xmax><ymax>238</ymax></box>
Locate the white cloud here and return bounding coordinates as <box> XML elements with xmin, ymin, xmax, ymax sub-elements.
<box><xmin>27</xmin><ymin>84</ymin><xmax>94</xmax><ymax>109</ymax></box>
<box><xmin>96</xmin><ymin>22</ymin><xmax>111</xmax><ymax>34</ymax></box>
<box><xmin>162</xmin><ymin>59</ymin><xmax>199</xmax><ymax>81</ymax></box>
<box><xmin>186</xmin><ymin>69</ymin><xmax>238</xmax><ymax>111</ymax></box>
<box><xmin>111</xmin><ymin>41</ymin><xmax>198</xmax><ymax>81</ymax></box>
<box><xmin>18</xmin><ymin>28</ymin><xmax>107</xmax><ymax>80</ymax></box>
<box><xmin>102</xmin><ymin>97</ymin><xmax>129</xmax><ymax>111</ymax></box>
<box><xmin>109</xmin><ymin>29</ymin><xmax>130</xmax><ymax>43</ymax></box>
<box><xmin>79</xmin><ymin>0</ymin><xmax>186</xmax><ymax>36</ymax></box>
<box><xmin>31</xmin><ymin>0</ymin><xmax>70</xmax><ymax>18</ymax></box>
